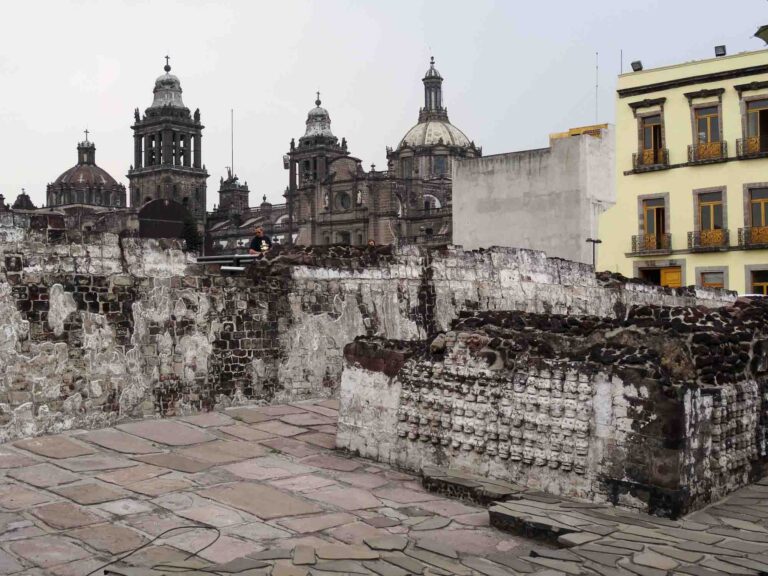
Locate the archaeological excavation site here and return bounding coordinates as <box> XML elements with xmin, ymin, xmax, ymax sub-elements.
<box><xmin>1</xmin><ymin>214</ymin><xmax>768</xmax><ymax>576</ymax></box>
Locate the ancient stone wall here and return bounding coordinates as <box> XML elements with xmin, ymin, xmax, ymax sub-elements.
<box><xmin>339</xmin><ymin>302</ymin><xmax>768</xmax><ymax>517</ymax></box>
<box><xmin>0</xmin><ymin>216</ymin><xmax>735</xmax><ymax>442</ymax></box>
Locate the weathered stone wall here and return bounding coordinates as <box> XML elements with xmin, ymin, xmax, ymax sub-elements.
<box><xmin>339</xmin><ymin>302</ymin><xmax>768</xmax><ymax>517</ymax></box>
<box><xmin>0</xmin><ymin>215</ymin><xmax>735</xmax><ymax>442</ymax></box>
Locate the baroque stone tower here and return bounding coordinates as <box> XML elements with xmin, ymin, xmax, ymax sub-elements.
<box><xmin>127</xmin><ymin>57</ymin><xmax>208</xmax><ymax>221</ymax></box>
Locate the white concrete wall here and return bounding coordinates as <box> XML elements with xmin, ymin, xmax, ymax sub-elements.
<box><xmin>453</xmin><ymin>127</ymin><xmax>615</xmax><ymax>265</ymax></box>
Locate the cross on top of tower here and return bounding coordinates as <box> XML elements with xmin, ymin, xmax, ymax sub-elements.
<box><xmin>315</xmin><ymin>91</ymin><xmax>321</xmax><ymax>107</ymax></box>
<box><xmin>84</xmin><ymin>128</ymin><xmax>89</xmax><ymax>142</ymax></box>
<box><xmin>164</xmin><ymin>55</ymin><xmax>171</xmax><ymax>73</ymax></box>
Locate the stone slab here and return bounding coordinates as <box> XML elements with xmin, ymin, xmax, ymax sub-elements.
<box><xmin>68</xmin><ymin>523</ymin><xmax>148</xmax><ymax>554</ymax></box>
<box><xmin>30</xmin><ymin>501</ymin><xmax>103</xmax><ymax>529</ymax></box>
<box><xmin>124</xmin><ymin>476</ymin><xmax>195</xmax><ymax>497</ymax></box>
<box><xmin>14</xmin><ymin>436</ymin><xmax>95</xmax><ymax>459</ymax></box>
<box><xmin>295</xmin><ymin>432</ymin><xmax>337</xmax><ymax>449</ymax></box>
<box><xmin>300</xmin><ymin>454</ymin><xmax>361</xmax><ymax>472</ymax></box>
<box><xmin>218</xmin><ymin>425</ymin><xmax>277</xmax><ymax>442</ymax></box>
<box><xmin>79</xmin><ymin>429</ymin><xmax>162</xmax><ymax>454</ymax></box>
<box><xmin>277</xmin><ymin>512</ymin><xmax>356</xmax><ymax>533</ymax></box>
<box><xmin>0</xmin><ymin>450</ymin><xmax>40</xmax><ymax>469</ymax></box>
<box><xmin>54</xmin><ymin>481</ymin><xmax>127</xmax><ymax>504</ymax></box>
<box><xmin>54</xmin><ymin>454</ymin><xmax>137</xmax><ymax>472</ymax></box>
<box><xmin>269</xmin><ymin>474</ymin><xmax>338</xmax><ymax>493</ymax></box>
<box><xmin>7</xmin><ymin>463</ymin><xmax>81</xmax><ymax>488</ymax></box>
<box><xmin>224</xmin><ymin>456</ymin><xmax>314</xmax><ymax>481</ymax></box>
<box><xmin>281</xmin><ymin>413</ymin><xmax>337</xmax><ymax>427</ymax></box>
<box><xmin>9</xmin><ymin>535</ymin><xmax>90</xmax><ymax>567</ymax></box>
<box><xmin>304</xmin><ymin>486</ymin><xmax>382</xmax><ymax>510</ymax></box>
<box><xmin>179</xmin><ymin>411</ymin><xmax>236</xmax><ymax>427</ymax></box>
<box><xmin>176</xmin><ymin>439</ymin><xmax>268</xmax><ymax>464</ymax></box>
<box><xmin>200</xmin><ymin>482</ymin><xmax>322</xmax><ymax>519</ymax></box>
<box><xmin>252</xmin><ymin>421</ymin><xmax>309</xmax><ymax>437</ymax></box>
<box><xmin>117</xmin><ymin>420</ymin><xmax>216</xmax><ymax>446</ymax></box>
<box><xmin>97</xmin><ymin>464</ymin><xmax>170</xmax><ymax>486</ymax></box>
<box><xmin>134</xmin><ymin>453</ymin><xmax>211</xmax><ymax>473</ymax></box>
<box><xmin>0</xmin><ymin>484</ymin><xmax>54</xmax><ymax>510</ymax></box>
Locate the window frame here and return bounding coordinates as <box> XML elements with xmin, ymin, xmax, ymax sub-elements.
<box><xmin>696</xmin><ymin>266</ymin><xmax>728</xmax><ymax>290</ymax></box>
<box><xmin>746</xmin><ymin>266</ymin><xmax>768</xmax><ymax>295</ymax></box>
<box><xmin>743</xmin><ymin>183</ymin><xmax>768</xmax><ymax>230</ymax></box>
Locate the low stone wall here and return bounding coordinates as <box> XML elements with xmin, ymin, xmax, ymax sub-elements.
<box><xmin>0</xmin><ymin>215</ymin><xmax>735</xmax><ymax>442</ymax></box>
<box><xmin>338</xmin><ymin>301</ymin><xmax>768</xmax><ymax>517</ymax></box>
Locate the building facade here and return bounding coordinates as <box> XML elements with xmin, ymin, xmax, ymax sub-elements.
<box><xmin>127</xmin><ymin>59</ymin><xmax>208</xmax><ymax>224</ymax></box>
<box><xmin>598</xmin><ymin>46</ymin><xmax>768</xmax><ymax>294</ymax></box>
<box><xmin>453</xmin><ymin>125</ymin><xmax>615</xmax><ymax>265</ymax></box>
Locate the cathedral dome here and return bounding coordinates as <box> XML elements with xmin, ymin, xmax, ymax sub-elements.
<box><xmin>54</xmin><ymin>141</ymin><xmax>118</xmax><ymax>187</ymax></box>
<box><xmin>400</xmin><ymin>119</ymin><xmax>470</xmax><ymax>148</ymax></box>
<box><xmin>151</xmin><ymin>60</ymin><xmax>185</xmax><ymax>109</ymax></box>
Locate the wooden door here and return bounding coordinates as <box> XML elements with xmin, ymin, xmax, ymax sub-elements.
<box><xmin>660</xmin><ymin>267</ymin><xmax>682</xmax><ymax>288</ymax></box>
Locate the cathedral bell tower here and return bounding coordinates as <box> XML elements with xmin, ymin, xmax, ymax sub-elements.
<box><xmin>127</xmin><ymin>57</ymin><xmax>208</xmax><ymax>222</ymax></box>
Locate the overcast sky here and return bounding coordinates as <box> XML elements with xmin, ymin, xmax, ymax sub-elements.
<box><xmin>0</xmin><ymin>0</ymin><xmax>766</xmax><ymax>209</ymax></box>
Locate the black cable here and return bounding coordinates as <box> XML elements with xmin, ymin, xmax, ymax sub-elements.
<box><xmin>83</xmin><ymin>525</ymin><xmax>221</xmax><ymax>576</ymax></box>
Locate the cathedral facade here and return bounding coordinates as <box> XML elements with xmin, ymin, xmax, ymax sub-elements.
<box><xmin>8</xmin><ymin>57</ymin><xmax>477</xmax><ymax>251</ymax></box>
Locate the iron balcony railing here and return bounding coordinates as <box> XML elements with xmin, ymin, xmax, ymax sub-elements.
<box><xmin>687</xmin><ymin>141</ymin><xmax>727</xmax><ymax>163</ymax></box>
<box><xmin>632</xmin><ymin>148</ymin><xmax>669</xmax><ymax>171</ymax></box>
<box><xmin>737</xmin><ymin>137</ymin><xmax>768</xmax><ymax>158</ymax></box>
<box><xmin>631</xmin><ymin>233</ymin><xmax>672</xmax><ymax>254</ymax></box>
<box><xmin>398</xmin><ymin>234</ymin><xmax>451</xmax><ymax>246</ymax></box>
<box><xmin>688</xmin><ymin>229</ymin><xmax>729</xmax><ymax>251</ymax></box>
<box><xmin>738</xmin><ymin>227</ymin><xmax>768</xmax><ymax>248</ymax></box>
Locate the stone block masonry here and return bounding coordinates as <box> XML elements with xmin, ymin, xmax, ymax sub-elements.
<box><xmin>339</xmin><ymin>300</ymin><xmax>768</xmax><ymax>517</ymax></box>
<box><xmin>0</xmin><ymin>214</ymin><xmax>734</xmax><ymax>442</ymax></box>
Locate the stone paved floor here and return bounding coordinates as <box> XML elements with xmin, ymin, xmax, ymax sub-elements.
<box><xmin>0</xmin><ymin>400</ymin><xmax>534</xmax><ymax>575</ymax></box>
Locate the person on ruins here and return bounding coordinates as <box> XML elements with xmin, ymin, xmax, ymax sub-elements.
<box><xmin>367</xmin><ymin>239</ymin><xmax>376</xmax><ymax>247</ymax></box>
<box><xmin>248</xmin><ymin>226</ymin><xmax>272</xmax><ymax>254</ymax></box>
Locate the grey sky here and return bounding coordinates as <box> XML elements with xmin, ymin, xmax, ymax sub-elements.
<box><xmin>0</xmin><ymin>0</ymin><xmax>765</xmax><ymax>209</ymax></box>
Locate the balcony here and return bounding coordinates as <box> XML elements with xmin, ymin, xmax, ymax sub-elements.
<box><xmin>687</xmin><ymin>229</ymin><xmax>729</xmax><ymax>252</ymax></box>
<box><xmin>737</xmin><ymin>137</ymin><xmax>768</xmax><ymax>158</ymax></box>
<box><xmin>632</xmin><ymin>148</ymin><xmax>669</xmax><ymax>172</ymax></box>
<box><xmin>631</xmin><ymin>233</ymin><xmax>672</xmax><ymax>255</ymax></box>
<box><xmin>398</xmin><ymin>234</ymin><xmax>451</xmax><ymax>247</ymax></box>
<box><xmin>738</xmin><ymin>227</ymin><xmax>768</xmax><ymax>249</ymax></box>
<box><xmin>687</xmin><ymin>141</ymin><xmax>727</xmax><ymax>163</ymax></box>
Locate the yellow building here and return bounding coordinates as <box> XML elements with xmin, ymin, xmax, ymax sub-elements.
<box><xmin>598</xmin><ymin>45</ymin><xmax>768</xmax><ymax>294</ymax></box>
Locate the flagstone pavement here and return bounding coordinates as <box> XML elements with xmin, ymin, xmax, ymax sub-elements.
<box><xmin>4</xmin><ymin>400</ymin><xmax>768</xmax><ymax>575</ymax></box>
<box><xmin>0</xmin><ymin>399</ymin><xmax>537</xmax><ymax>575</ymax></box>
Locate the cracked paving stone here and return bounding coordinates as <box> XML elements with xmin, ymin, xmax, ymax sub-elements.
<box><xmin>414</xmin><ymin>538</ymin><xmax>459</xmax><ymax>559</ymax></box>
<box><xmin>558</xmin><ymin>532</ymin><xmax>602</xmax><ymax>547</ymax></box>
<box><xmin>7</xmin><ymin>463</ymin><xmax>81</xmax><ymax>487</ymax></box>
<box><xmin>14</xmin><ymin>436</ymin><xmax>95</xmax><ymax>459</ymax></box>
<box><xmin>295</xmin><ymin>432</ymin><xmax>337</xmax><ymax>449</ymax></box>
<box><xmin>486</xmin><ymin>553</ymin><xmax>536</xmax><ymax>573</ymax></box>
<box><xmin>301</xmin><ymin>454</ymin><xmax>362</xmax><ymax>472</ymax></box>
<box><xmin>175</xmin><ymin>504</ymin><xmax>253</xmax><ymax>527</ymax></box>
<box><xmin>373</xmin><ymin>487</ymin><xmax>439</xmax><ymax>504</ymax></box>
<box><xmin>316</xmin><ymin>544</ymin><xmax>380</xmax><ymax>560</ymax></box>
<box><xmin>573</xmin><ymin>549</ymin><xmax>622</xmax><ymax>566</ymax></box>
<box><xmin>97</xmin><ymin>498</ymin><xmax>154</xmax><ymax>516</ymax></box>
<box><xmin>0</xmin><ymin>547</ymin><xmax>24</xmax><ymax>573</ymax></box>
<box><xmin>175</xmin><ymin>439</ymin><xmax>268</xmax><ymax>464</ymax></box>
<box><xmin>179</xmin><ymin>411</ymin><xmax>235</xmax><ymax>428</ymax></box>
<box><xmin>526</xmin><ymin>556</ymin><xmax>583</xmax><ymax>575</ymax></box>
<box><xmin>269</xmin><ymin>474</ymin><xmax>337</xmax><ymax>493</ymax></box>
<box><xmin>363</xmin><ymin>560</ymin><xmax>410</xmax><ymax>576</ymax></box>
<box><xmin>271</xmin><ymin>560</ymin><xmax>310</xmax><ymax>576</ymax></box>
<box><xmin>405</xmin><ymin>548</ymin><xmax>472</xmax><ymax>575</ymax></box>
<box><xmin>719</xmin><ymin>517</ymin><xmax>768</xmax><ymax>533</ymax></box>
<box><xmin>313</xmin><ymin>560</ymin><xmax>370</xmax><ymax>573</ymax></box>
<box><xmin>134</xmin><ymin>452</ymin><xmax>211</xmax><ymax>473</ymax></box>
<box><xmin>218</xmin><ymin>424</ymin><xmax>276</xmax><ymax>442</ymax></box>
<box><xmin>117</xmin><ymin>420</ymin><xmax>216</xmax><ymax>446</ymax></box>
<box><xmin>305</xmin><ymin>486</ymin><xmax>382</xmax><ymax>510</ymax></box>
<box><xmin>223</xmin><ymin>456</ymin><xmax>313</xmax><ymax>481</ymax></box>
<box><xmin>226</xmin><ymin>408</ymin><xmax>280</xmax><ymax>424</ymax></box>
<box><xmin>252</xmin><ymin>421</ymin><xmax>309</xmax><ymax>437</ymax></box>
<box><xmin>67</xmin><ymin>523</ymin><xmax>148</xmax><ymax>554</ymax></box>
<box><xmin>201</xmin><ymin>482</ymin><xmax>322</xmax><ymax>520</ymax></box>
<box><xmin>78</xmin><ymin>429</ymin><xmax>162</xmax><ymax>454</ymax></box>
<box><xmin>9</xmin><ymin>535</ymin><xmax>90</xmax><ymax>567</ymax></box>
<box><xmin>260</xmin><ymin>437</ymin><xmax>322</xmax><ymax>457</ymax></box>
<box><xmin>462</xmin><ymin>556</ymin><xmax>519</xmax><ymax>576</ymax></box>
<box><xmin>364</xmin><ymin>535</ymin><xmax>408</xmax><ymax>551</ymax></box>
<box><xmin>125</xmin><ymin>476</ymin><xmax>195</xmax><ymax>496</ymax></box>
<box><xmin>675</xmin><ymin>565</ymin><xmax>727</xmax><ymax>576</ymax></box>
<box><xmin>53</xmin><ymin>481</ymin><xmax>127</xmax><ymax>504</ymax></box>
<box><xmin>209</xmin><ymin>557</ymin><xmax>271</xmax><ymax>572</ymax></box>
<box><xmin>617</xmin><ymin>558</ymin><xmax>669</xmax><ymax>576</ymax></box>
<box><xmin>222</xmin><ymin>521</ymin><xmax>291</xmax><ymax>542</ymax></box>
<box><xmin>701</xmin><ymin>557</ymin><xmax>759</xmax><ymax>575</ymax></box>
<box><xmin>30</xmin><ymin>501</ymin><xmax>103</xmax><ymax>529</ymax></box>
<box><xmin>281</xmin><ymin>412</ymin><xmax>337</xmax><ymax>427</ymax></box>
<box><xmin>48</xmin><ymin>556</ymin><xmax>110</xmax><ymax>576</ymax></box>
<box><xmin>53</xmin><ymin>454</ymin><xmax>136</xmax><ymax>472</ymax></box>
<box><xmin>363</xmin><ymin>516</ymin><xmax>401</xmax><ymax>528</ymax></box>
<box><xmin>97</xmin><ymin>464</ymin><xmax>169</xmax><ymax>486</ymax></box>
<box><xmin>411</xmin><ymin>516</ymin><xmax>451</xmax><ymax>531</ymax></box>
<box><xmin>632</xmin><ymin>550</ymin><xmax>678</xmax><ymax>571</ymax></box>
<box><xmin>382</xmin><ymin>553</ymin><xmax>430</xmax><ymax>575</ymax></box>
<box><xmin>277</xmin><ymin>512</ymin><xmax>356</xmax><ymax>533</ymax></box>
<box><xmin>718</xmin><ymin>539</ymin><xmax>768</xmax><ymax>553</ymax></box>
<box><xmin>647</xmin><ymin>545</ymin><xmax>703</xmax><ymax>563</ymax></box>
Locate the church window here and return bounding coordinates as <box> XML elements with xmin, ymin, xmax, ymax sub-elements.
<box><xmin>336</xmin><ymin>192</ymin><xmax>351</xmax><ymax>210</ymax></box>
<box><xmin>434</xmin><ymin>156</ymin><xmax>447</xmax><ymax>176</ymax></box>
<box><xmin>401</xmin><ymin>157</ymin><xmax>413</xmax><ymax>179</ymax></box>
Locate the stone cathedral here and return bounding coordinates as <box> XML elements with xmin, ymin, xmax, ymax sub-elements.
<box><xmin>5</xmin><ymin>57</ymin><xmax>479</xmax><ymax>250</ymax></box>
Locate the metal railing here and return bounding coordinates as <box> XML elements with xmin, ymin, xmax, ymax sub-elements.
<box><xmin>398</xmin><ymin>234</ymin><xmax>451</xmax><ymax>246</ymax></box>
<box><xmin>688</xmin><ymin>141</ymin><xmax>727</xmax><ymax>163</ymax></box>
<box><xmin>738</xmin><ymin>227</ymin><xmax>768</xmax><ymax>248</ymax></box>
<box><xmin>737</xmin><ymin>137</ymin><xmax>768</xmax><ymax>158</ymax></box>
<box><xmin>632</xmin><ymin>148</ymin><xmax>669</xmax><ymax>171</ymax></box>
<box><xmin>631</xmin><ymin>233</ymin><xmax>672</xmax><ymax>254</ymax></box>
<box><xmin>688</xmin><ymin>229</ymin><xmax>729</xmax><ymax>251</ymax></box>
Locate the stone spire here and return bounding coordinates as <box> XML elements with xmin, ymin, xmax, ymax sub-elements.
<box><xmin>420</xmin><ymin>56</ymin><xmax>449</xmax><ymax>122</ymax></box>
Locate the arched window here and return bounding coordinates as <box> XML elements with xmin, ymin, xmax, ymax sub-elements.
<box><xmin>336</xmin><ymin>192</ymin><xmax>351</xmax><ymax>210</ymax></box>
<box><xmin>423</xmin><ymin>194</ymin><xmax>442</xmax><ymax>211</ymax></box>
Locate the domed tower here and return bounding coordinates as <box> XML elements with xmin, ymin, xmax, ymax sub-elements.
<box><xmin>46</xmin><ymin>134</ymin><xmax>126</xmax><ymax>208</ymax></box>
<box><xmin>284</xmin><ymin>93</ymin><xmax>350</xmax><ymax>244</ymax></box>
<box><xmin>387</xmin><ymin>57</ymin><xmax>481</xmax><ymax>212</ymax></box>
<box><xmin>127</xmin><ymin>57</ymin><xmax>208</xmax><ymax>223</ymax></box>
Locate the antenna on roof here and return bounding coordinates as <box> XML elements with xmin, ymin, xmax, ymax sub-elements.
<box><xmin>595</xmin><ymin>51</ymin><xmax>599</xmax><ymax>124</ymax></box>
<box><xmin>231</xmin><ymin>108</ymin><xmax>234</xmax><ymax>176</ymax></box>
